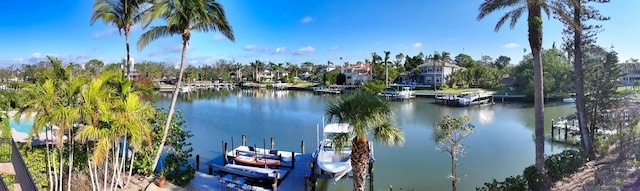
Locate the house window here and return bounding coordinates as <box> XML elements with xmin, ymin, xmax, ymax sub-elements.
<box><xmin>435</xmin><ymin>77</ymin><xmax>441</xmax><ymax>83</ymax></box>
<box><xmin>427</xmin><ymin>66</ymin><xmax>433</xmax><ymax>72</ymax></box>
<box><xmin>435</xmin><ymin>66</ymin><xmax>441</xmax><ymax>72</ymax></box>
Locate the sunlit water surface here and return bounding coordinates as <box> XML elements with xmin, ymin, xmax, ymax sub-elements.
<box><xmin>153</xmin><ymin>89</ymin><xmax>575</xmax><ymax>191</ymax></box>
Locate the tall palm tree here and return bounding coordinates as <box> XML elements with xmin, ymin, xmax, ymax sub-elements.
<box><xmin>478</xmin><ymin>0</ymin><xmax>552</xmax><ymax>188</ymax></box>
<box><xmin>325</xmin><ymin>90</ymin><xmax>404</xmax><ymax>191</ymax></box>
<box><xmin>91</xmin><ymin>0</ymin><xmax>151</xmax><ymax>78</ymax></box>
<box><xmin>384</xmin><ymin>51</ymin><xmax>390</xmax><ymax>86</ymax></box>
<box><xmin>137</xmin><ymin>0</ymin><xmax>234</xmax><ymax>173</ymax></box>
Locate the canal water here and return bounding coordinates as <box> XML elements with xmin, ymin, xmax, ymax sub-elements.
<box><xmin>154</xmin><ymin>89</ymin><xmax>575</xmax><ymax>191</ymax></box>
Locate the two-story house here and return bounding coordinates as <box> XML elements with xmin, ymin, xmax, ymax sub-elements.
<box><xmin>341</xmin><ymin>63</ymin><xmax>371</xmax><ymax>85</ymax></box>
<box><xmin>399</xmin><ymin>61</ymin><xmax>461</xmax><ymax>86</ymax></box>
<box><xmin>620</xmin><ymin>62</ymin><xmax>640</xmax><ymax>86</ymax></box>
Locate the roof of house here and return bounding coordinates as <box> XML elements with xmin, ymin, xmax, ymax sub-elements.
<box><xmin>416</xmin><ymin>61</ymin><xmax>461</xmax><ymax>68</ymax></box>
<box><xmin>344</xmin><ymin>63</ymin><xmax>370</xmax><ymax>69</ymax></box>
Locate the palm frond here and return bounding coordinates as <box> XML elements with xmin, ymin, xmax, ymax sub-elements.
<box><xmin>477</xmin><ymin>0</ymin><xmax>525</xmax><ymax>21</ymax></box>
<box><xmin>137</xmin><ymin>26</ymin><xmax>172</xmax><ymax>51</ymax></box>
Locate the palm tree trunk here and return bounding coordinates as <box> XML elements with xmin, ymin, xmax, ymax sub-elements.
<box><xmin>571</xmin><ymin>3</ymin><xmax>595</xmax><ymax>160</ymax></box>
<box><xmin>47</xmin><ymin>127</ymin><xmax>54</xmax><ymax>191</ymax></box>
<box><xmin>87</xmin><ymin>147</ymin><xmax>97</xmax><ymax>191</ymax></box>
<box><xmin>59</xmin><ymin>147</ymin><xmax>63</xmax><ymax>191</ymax></box>
<box><xmin>103</xmin><ymin>153</ymin><xmax>108</xmax><ymax>191</ymax></box>
<box><xmin>528</xmin><ymin>5</ymin><xmax>550</xmax><ymax>189</ymax></box>
<box><xmin>125</xmin><ymin>30</ymin><xmax>131</xmax><ymax>80</ymax></box>
<box><xmin>110</xmin><ymin>141</ymin><xmax>120</xmax><ymax>191</ymax></box>
<box><xmin>152</xmin><ymin>37</ymin><xmax>189</xmax><ymax>173</ymax></box>
<box><xmin>67</xmin><ymin>129</ymin><xmax>73</xmax><ymax>191</ymax></box>
<box><xmin>351</xmin><ymin>136</ymin><xmax>370</xmax><ymax>191</ymax></box>
<box><xmin>116</xmin><ymin>136</ymin><xmax>127</xmax><ymax>188</ymax></box>
<box><xmin>123</xmin><ymin>151</ymin><xmax>136</xmax><ymax>188</ymax></box>
<box><xmin>95</xmin><ymin>162</ymin><xmax>100</xmax><ymax>191</ymax></box>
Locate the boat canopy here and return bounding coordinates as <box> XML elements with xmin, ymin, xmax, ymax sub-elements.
<box><xmin>324</xmin><ymin>123</ymin><xmax>352</xmax><ymax>134</ymax></box>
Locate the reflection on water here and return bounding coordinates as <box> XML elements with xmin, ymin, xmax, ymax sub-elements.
<box><xmin>153</xmin><ymin>89</ymin><xmax>576</xmax><ymax>191</ymax></box>
<box><xmin>476</xmin><ymin>106</ymin><xmax>495</xmax><ymax>125</ymax></box>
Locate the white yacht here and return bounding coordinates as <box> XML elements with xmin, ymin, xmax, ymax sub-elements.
<box><xmin>314</xmin><ymin>123</ymin><xmax>353</xmax><ymax>181</ymax></box>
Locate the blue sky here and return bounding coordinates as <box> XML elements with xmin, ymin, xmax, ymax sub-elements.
<box><xmin>0</xmin><ymin>0</ymin><xmax>638</xmax><ymax>67</ymax></box>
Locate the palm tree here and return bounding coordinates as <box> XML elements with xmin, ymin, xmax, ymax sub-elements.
<box><xmin>478</xmin><ymin>0</ymin><xmax>552</xmax><ymax>187</ymax></box>
<box><xmin>21</xmin><ymin>57</ymin><xmax>84</xmax><ymax>191</ymax></box>
<box><xmin>384</xmin><ymin>51</ymin><xmax>390</xmax><ymax>86</ymax></box>
<box><xmin>325</xmin><ymin>90</ymin><xmax>404</xmax><ymax>191</ymax></box>
<box><xmin>137</xmin><ymin>0</ymin><xmax>234</xmax><ymax>173</ymax></box>
<box><xmin>91</xmin><ymin>0</ymin><xmax>151</xmax><ymax>79</ymax></box>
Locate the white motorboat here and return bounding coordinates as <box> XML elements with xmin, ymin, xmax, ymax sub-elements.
<box><xmin>380</xmin><ymin>86</ymin><xmax>416</xmax><ymax>100</ymax></box>
<box><xmin>314</xmin><ymin>123</ymin><xmax>353</xmax><ymax>181</ymax></box>
<box><xmin>563</xmin><ymin>97</ymin><xmax>575</xmax><ymax>103</ymax></box>
<box><xmin>179</xmin><ymin>86</ymin><xmax>191</xmax><ymax>93</ymax></box>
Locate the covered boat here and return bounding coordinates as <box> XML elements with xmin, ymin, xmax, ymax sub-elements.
<box><xmin>314</xmin><ymin>123</ymin><xmax>353</xmax><ymax>181</ymax></box>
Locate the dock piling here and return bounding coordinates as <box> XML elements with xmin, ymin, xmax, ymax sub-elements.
<box><xmin>551</xmin><ymin>119</ymin><xmax>555</xmax><ymax>139</ymax></box>
<box><xmin>208</xmin><ymin>166</ymin><xmax>213</xmax><ymax>175</ymax></box>
<box><xmin>223</xmin><ymin>142</ymin><xmax>228</xmax><ymax>164</ymax></box>
<box><xmin>564</xmin><ymin>121</ymin><xmax>568</xmax><ymax>141</ymax></box>
<box><xmin>272</xmin><ymin>171</ymin><xmax>280</xmax><ymax>191</ymax></box>
<box><xmin>301</xmin><ymin>140</ymin><xmax>305</xmax><ymax>154</ymax></box>
<box><xmin>270</xmin><ymin>137</ymin><xmax>274</xmax><ymax>150</ymax></box>
<box><xmin>196</xmin><ymin>154</ymin><xmax>200</xmax><ymax>170</ymax></box>
<box><xmin>242</xmin><ymin>134</ymin><xmax>246</xmax><ymax>146</ymax></box>
<box><xmin>291</xmin><ymin>151</ymin><xmax>296</xmax><ymax>168</ymax></box>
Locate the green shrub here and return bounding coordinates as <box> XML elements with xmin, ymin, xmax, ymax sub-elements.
<box><xmin>544</xmin><ymin>150</ymin><xmax>586</xmax><ymax>182</ymax></box>
<box><xmin>476</xmin><ymin>175</ymin><xmax>527</xmax><ymax>191</ymax></box>
<box><xmin>134</xmin><ymin>109</ymin><xmax>195</xmax><ymax>186</ymax></box>
<box><xmin>477</xmin><ymin>150</ymin><xmax>587</xmax><ymax>191</ymax></box>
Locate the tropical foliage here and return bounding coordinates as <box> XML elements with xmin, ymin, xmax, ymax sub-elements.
<box><xmin>137</xmin><ymin>0</ymin><xmax>235</xmax><ymax>173</ymax></box>
<box><xmin>325</xmin><ymin>90</ymin><xmax>404</xmax><ymax>191</ymax></box>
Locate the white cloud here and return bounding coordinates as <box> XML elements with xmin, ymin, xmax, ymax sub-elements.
<box><xmin>187</xmin><ymin>56</ymin><xmax>217</xmax><ymax>66</ymax></box>
<box><xmin>92</xmin><ymin>28</ymin><xmax>118</xmax><ymax>39</ymax></box>
<box><xmin>213</xmin><ymin>34</ymin><xmax>223</xmax><ymax>41</ymax></box>
<box><xmin>300</xmin><ymin>16</ymin><xmax>313</xmax><ymax>23</ymax></box>
<box><xmin>244</xmin><ymin>44</ymin><xmax>269</xmax><ymax>52</ymax></box>
<box><xmin>503</xmin><ymin>43</ymin><xmax>519</xmax><ymax>49</ymax></box>
<box><xmin>294</xmin><ymin>46</ymin><xmax>315</xmax><ymax>55</ymax></box>
<box><xmin>0</xmin><ymin>52</ymin><xmax>90</xmax><ymax>67</ymax></box>
<box><xmin>328</xmin><ymin>46</ymin><xmax>340</xmax><ymax>51</ymax></box>
<box><xmin>412</xmin><ymin>42</ymin><xmax>423</xmax><ymax>49</ymax></box>
<box><xmin>273</xmin><ymin>47</ymin><xmax>287</xmax><ymax>54</ymax></box>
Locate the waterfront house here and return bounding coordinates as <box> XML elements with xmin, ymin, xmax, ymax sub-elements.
<box><xmin>341</xmin><ymin>63</ymin><xmax>371</xmax><ymax>85</ymax></box>
<box><xmin>620</xmin><ymin>61</ymin><xmax>640</xmax><ymax>86</ymax></box>
<box><xmin>399</xmin><ymin>61</ymin><xmax>461</xmax><ymax>86</ymax></box>
<box><xmin>275</xmin><ymin>69</ymin><xmax>289</xmax><ymax>81</ymax></box>
<box><xmin>258</xmin><ymin>70</ymin><xmax>274</xmax><ymax>82</ymax></box>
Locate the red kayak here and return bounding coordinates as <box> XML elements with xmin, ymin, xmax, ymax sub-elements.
<box><xmin>234</xmin><ymin>155</ymin><xmax>281</xmax><ymax>166</ymax></box>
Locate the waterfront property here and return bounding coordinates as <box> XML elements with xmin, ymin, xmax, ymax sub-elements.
<box><xmin>341</xmin><ymin>63</ymin><xmax>371</xmax><ymax>85</ymax></box>
<box><xmin>155</xmin><ymin>89</ymin><xmax>575</xmax><ymax>190</ymax></box>
<box><xmin>398</xmin><ymin>60</ymin><xmax>462</xmax><ymax>86</ymax></box>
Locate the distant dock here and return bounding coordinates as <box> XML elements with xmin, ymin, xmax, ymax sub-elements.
<box><xmin>434</xmin><ymin>91</ymin><xmax>495</xmax><ymax>107</ymax></box>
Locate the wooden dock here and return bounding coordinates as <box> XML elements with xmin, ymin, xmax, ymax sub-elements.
<box><xmin>277</xmin><ymin>154</ymin><xmax>312</xmax><ymax>191</ymax></box>
<box><xmin>313</xmin><ymin>87</ymin><xmax>342</xmax><ymax>94</ymax></box>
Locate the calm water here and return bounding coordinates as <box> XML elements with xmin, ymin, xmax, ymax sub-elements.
<box><xmin>154</xmin><ymin>89</ymin><xmax>575</xmax><ymax>191</ymax></box>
